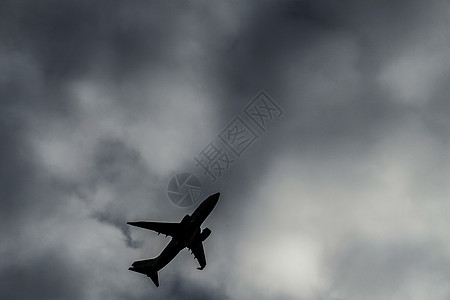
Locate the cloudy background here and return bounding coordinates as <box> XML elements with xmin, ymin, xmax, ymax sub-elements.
<box><xmin>1</xmin><ymin>0</ymin><xmax>450</xmax><ymax>299</ymax></box>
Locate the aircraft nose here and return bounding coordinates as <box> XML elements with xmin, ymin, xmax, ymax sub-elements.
<box><xmin>211</xmin><ymin>192</ymin><xmax>220</xmax><ymax>203</ymax></box>
<box><xmin>205</xmin><ymin>192</ymin><xmax>220</xmax><ymax>208</ymax></box>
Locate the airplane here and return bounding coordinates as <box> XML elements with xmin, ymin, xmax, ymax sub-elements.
<box><xmin>127</xmin><ymin>192</ymin><xmax>220</xmax><ymax>287</ymax></box>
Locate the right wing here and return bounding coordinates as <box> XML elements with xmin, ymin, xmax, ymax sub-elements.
<box><xmin>127</xmin><ymin>221</ymin><xmax>180</xmax><ymax>238</ymax></box>
<box><xmin>190</xmin><ymin>241</ymin><xmax>206</xmax><ymax>270</ymax></box>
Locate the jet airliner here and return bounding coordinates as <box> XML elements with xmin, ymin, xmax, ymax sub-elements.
<box><xmin>127</xmin><ymin>192</ymin><xmax>220</xmax><ymax>286</ymax></box>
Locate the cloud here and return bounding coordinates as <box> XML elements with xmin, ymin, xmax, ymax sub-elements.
<box><xmin>1</xmin><ymin>0</ymin><xmax>449</xmax><ymax>299</ymax></box>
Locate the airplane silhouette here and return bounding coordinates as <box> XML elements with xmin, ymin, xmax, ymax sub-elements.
<box><xmin>127</xmin><ymin>192</ymin><xmax>220</xmax><ymax>286</ymax></box>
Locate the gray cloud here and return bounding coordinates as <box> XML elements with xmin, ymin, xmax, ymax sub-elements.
<box><xmin>0</xmin><ymin>250</ymin><xmax>86</xmax><ymax>299</ymax></box>
<box><xmin>1</xmin><ymin>0</ymin><xmax>450</xmax><ymax>299</ymax></box>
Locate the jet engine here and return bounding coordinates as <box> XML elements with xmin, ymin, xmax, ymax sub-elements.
<box><xmin>200</xmin><ymin>228</ymin><xmax>211</xmax><ymax>241</ymax></box>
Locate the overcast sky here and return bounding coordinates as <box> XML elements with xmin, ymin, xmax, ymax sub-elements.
<box><xmin>1</xmin><ymin>0</ymin><xmax>450</xmax><ymax>299</ymax></box>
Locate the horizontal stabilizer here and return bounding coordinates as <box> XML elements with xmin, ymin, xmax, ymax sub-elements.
<box><xmin>129</xmin><ymin>258</ymin><xmax>160</xmax><ymax>287</ymax></box>
<box><xmin>131</xmin><ymin>258</ymin><xmax>157</xmax><ymax>268</ymax></box>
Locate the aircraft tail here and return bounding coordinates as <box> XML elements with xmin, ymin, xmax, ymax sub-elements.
<box><xmin>148</xmin><ymin>272</ymin><xmax>159</xmax><ymax>287</ymax></box>
<box><xmin>129</xmin><ymin>258</ymin><xmax>160</xmax><ymax>287</ymax></box>
<box><xmin>131</xmin><ymin>258</ymin><xmax>157</xmax><ymax>268</ymax></box>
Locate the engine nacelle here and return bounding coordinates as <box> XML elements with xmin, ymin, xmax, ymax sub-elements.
<box><xmin>200</xmin><ymin>228</ymin><xmax>211</xmax><ymax>241</ymax></box>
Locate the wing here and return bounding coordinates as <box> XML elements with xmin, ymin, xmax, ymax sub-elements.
<box><xmin>190</xmin><ymin>241</ymin><xmax>206</xmax><ymax>270</ymax></box>
<box><xmin>127</xmin><ymin>221</ymin><xmax>180</xmax><ymax>238</ymax></box>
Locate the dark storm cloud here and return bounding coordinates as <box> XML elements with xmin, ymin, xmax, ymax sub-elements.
<box><xmin>192</xmin><ymin>1</ymin><xmax>449</xmax><ymax>298</ymax></box>
<box><xmin>0</xmin><ymin>116</ymin><xmax>31</xmax><ymax>219</ymax></box>
<box><xmin>1</xmin><ymin>0</ymin><xmax>185</xmax><ymax>298</ymax></box>
<box><xmin>90</xmin><ymin>139</ymin><xmax>153</xmax><ymax>249</ymax></box>
<box><xmin>0</xmin><ymin>0</ymin><xmax>184</xmax><ymax>213</ymax></box>
<box><xmin>0</xmin><ymin>0</ymin><xmax>173</xmax><ymax>82</ymax></box>
<box><xmin>1</xmin><ymin>0</ymin><xmax>234</xmax><ymax>298</ymax></box>
<box><xmin>1</xmin><ymin>0</ymin><xmax>449</xmax><ymax>299</ymax></box>
<box><xmin>207</xmin><ymin>0</ymin><xmax>450</xmax><ymax>203</ymax></box>
<box><xmin>0</xmin><ymin>250</ymin><xmax>85</xmax><ymax>299</ymax></box>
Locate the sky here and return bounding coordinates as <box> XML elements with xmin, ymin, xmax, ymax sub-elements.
<box><xmin>1</xmin><ymin>0</ymin><xmax>450</xmax><ymax>299</ymax></box>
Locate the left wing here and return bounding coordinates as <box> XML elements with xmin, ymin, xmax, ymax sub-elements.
<box><xmin>127</xmin><ymin>221</ymin><xmax>180</xmax><ymax>238</ymax></box>
<box><xmin>190</xmin><ymin>241</ymin><xmax>206</xmax><ymax>270</ymax></box>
